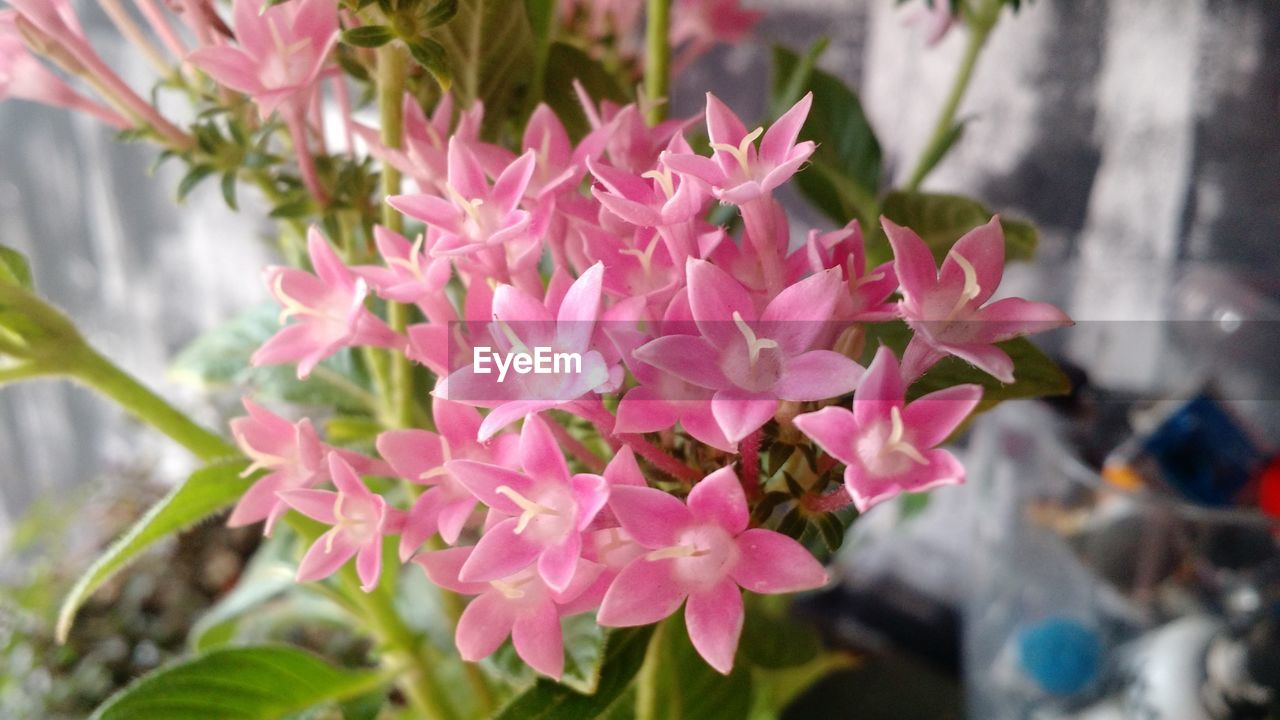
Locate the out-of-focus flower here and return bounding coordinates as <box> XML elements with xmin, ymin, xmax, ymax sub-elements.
<box><xmin>0</xmin><ymin>11</ymin><xmax>129</xmax><ymax>127</ymax></box>
<box><xmin>598</xmin><ymin>466</ymin><xmax>828</xmax><ymax>673</ymax></box>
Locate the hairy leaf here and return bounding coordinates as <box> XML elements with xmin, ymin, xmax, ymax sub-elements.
<box><xmin>493</xmin><ymin>627</ymin><xmax>653</xmax><ymax>720</ymax></box>
<box><xmin>637</xmin><ymin>611</ymin><xmax>754</xmax><ymax>720</ymax></box>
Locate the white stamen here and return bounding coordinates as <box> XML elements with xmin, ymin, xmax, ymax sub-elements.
<box><xmin>491</xmin><ymin>577</ymin><xmax>530</xmax><ymax>599</ymax></box>
<box><xmin>272</xmin><ymin>274</ymin><xmax>322</xmax><ymax>324</ymax></box>
<box><xmin>710</xmin><ymin>126</ymin><xmax>763</xmax><ymax>174</ymax></box>
<box><xmin>880</xmin><ymin>406</ymin><xmax>928</xmax><ymax>465</ymax></box>
<box><xmin>641</xmin><ymin>168</ymin><xmax>676</xmax><ymax>199</ymax></box>
<box><xmin>495</xmin><ymin>485</ymin><xmax>556</xmax><ymax>534</ymax></box>
<box><xmin>733</xmin><ymin>311</ymin><xmax>778</xmax><ymax>365</ymax></box>
<box><xmin>945</xmin><ymin>252</ymin><xmax>982</xmax><ymax>320</ymax></box>
<box><xmin>644</xmin><ymin>544</ymin><xmax>705</xmax><ymax>561</ymax></box>
<box><xmin>445</xmin><ymin>182</ymin><xmax>485</xmax><ymax>222</ymax></box>
<box><xmin>385</xmin><ymin>234</ymin><xmax>428</xmax><ymax>279</ymax></box>
<box><xmin>619</xmin><ymin>235</ymin><xmax>661</xmax><ymax>278</ymax></box>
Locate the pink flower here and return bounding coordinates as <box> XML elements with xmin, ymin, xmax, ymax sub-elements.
<box><xmin>280</xmin><ymin>453</ymin><xmax>402</xmax><ymax>592</ymax></box>
<box><xmin>227</xmin><ymin>398</ymin><xmax>326</xmax><ymax>535</ymax></box>
<box><xmin>662</xmin><ymin>92</ymin><xmax>815</xmax><ymax>206</ymax></box>
<box><xmin>253</xmin><ymin>227</ymin><xmax>399</xmax><ymax>379</ymax></box>
<box><xmin>0</xmin><ymin>11</ymin><xmax>128</xmax><ymax>128</ymax></box>
<box><xmin>803</xmin><ymin>220</ymin><xmax>900</xmax><ymax>323</ymax></box>
<box><xmin>415</xmin><ymin>546</ymin><xmax>603</xmax><ymax>678</ymax></box>
<box><xmin>634</xmin><ymin>259</ymin><xmax>862</xmax><ymax>444</ymax></box>
<box><xmin>598</xmin><ymin>466</ymin><xmax>828</xmax><ymax>673</ymax></box>
<box><xmin>885</xmin><ymin>216</ymin><xmax>1073</xmax><ymax>383</ymax></box>
<box><xmin>670</xmin><ymin>0</ymin><xmax>763</xmax><ymax>73</ymax></box>
<box><xmin>447</xmin><ymin>414</ymin><xmax>610</xmax><ymax>593</ymax></box>
<box><xmin>793</xmin><ymin>346</ymin><xmax>982</xmax><ymax>512</ymax></box>
<box><xmin>355</xmin><ymin>93</ymin><xmax>489</xmax><ymax>193</ymax></box>
<box><xmin>356</xmin><ymin>225</ymin><xmax>452</xmax><ymax>307</ymax></box>
<box><xmin>187</xmin><ymin>0</ymin><xmax>336</xmax><ymax>120</ymax></box>
<box><xmin>437</xmin><ymin>263</ymin><xmax>617</xmax><ymax>440</ymax></box>
<box><xmin>388</xmin><ymin>139</ymin><xmax>537</xmax><ymax>258</ymax></box>
<box><xmin>377</xmin><ymin>397</ymin><xmax>520</xmax><ymax>560</ymax></box>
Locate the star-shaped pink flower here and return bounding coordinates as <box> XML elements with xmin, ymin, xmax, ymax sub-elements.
<box><xmin>794</xmin><ymin>346</ymin><xmax>982</xmax><ymax>512</ymax></box>
<box><xmin>598</xmin><ymin>466</ymin><xmax>828</xmax><ymax>674</ymax></box>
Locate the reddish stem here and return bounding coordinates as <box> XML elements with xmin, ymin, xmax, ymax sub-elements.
<box><xmin>547</xmin><ymin>420</ymin><xmax>606</xmax><ymax>474</ymax></box>
<box><xmin>739</xmin><ymin>430</ymin><xmax>762</xmax><ymax>501</ymax></box>
<box><xmin>620</xmin><ymin>434</ymin><xmax>702</xmax><ymax>485</ymax></box>
<box><xmin>802</xmin><ymin>486</ymin><xmax>855</xmax><ymax>514</ymax></box>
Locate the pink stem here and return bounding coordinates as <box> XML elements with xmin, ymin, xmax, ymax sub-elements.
<box><xmin>284</xmin><ymin>106</ymin><xmax>329</xmax><ymax>205</ymax></box>
<box><xmin>548</xmin><ymin>420</ymin><xmax>607</xmax><ymax>474</ymax></box>
<box><xmin>739</xmin><ymin>429</ymin><xmax>762</xmax><ymax>500</ymax></box>
<box><xmin>620</xmin><ymin>434</ymin><xmax>702</xmax><ymax>485</ymax></box>
<box><xmin>567</xmin><ymin>399</ymin><xmax>621</xmax><ymax>450</ymax></box>
<box><xmin>739</xmin><ymin>196</ymin><xmax>783</xmax><ymax>296</ymax></box>
<box><xmin>331</xmin><ymin>76</ymin><xmax>356</xmax><ymax>156</ymax></box>
<box><xmin>802</xmin><ymin>486</ymin><xmax>854</xmax><ymax>514</ymax></box>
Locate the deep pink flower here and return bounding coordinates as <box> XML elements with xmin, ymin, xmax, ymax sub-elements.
<box><xmin>794</xmin><ymin>346</ymin><xmax>982</xmax><ymax>512</ymax></box>
<box><xmin>662</xmin><ymin>92</ymin><xmax>814</xmax><ymax>206</ymax></box>
<box><xmin>598</xmin><ymin>466</ymin><xmax>828</xmax><ymax>673</ymax></box>
<box><xmin>388</xmin><ymin>139</ymin><xmax>537</xmax><ymax>257</ymax></box>
<box><xmin>253</xmin><ymin>227</ymin><xmax>399</xmax><ymax>379</ymax></box>
<box><xmin>447</xmin><ymin>414</ymin><xmax>610</xmax><ymax>593</ymax></box>
<box><xmin>415</xmin><ymin>546</ymin><xmax>603</xmax><ymax>678</ymax></box>
<box><xmin>280</xmin><ymin>453</ymin><xmax>402</xmax><ymax>592</ymax></box>
<box><xmin>378</xmin><ymin>397</ymin><xmax>520</xmax><ymax>560</ymax></box>
<box><xmin>633</xmin><ymin>259</ymin><xmax>862</xmax><ymax>443</ymax></box>
<box><xmin>885</xmin><ymin>216</ymin><xmax>1073</xmax><ymax>383</ymax></box>
<box><xmin>803</xmin><ymin>220</ymin><xmax>900</xmax><ymax>323</ymax></box>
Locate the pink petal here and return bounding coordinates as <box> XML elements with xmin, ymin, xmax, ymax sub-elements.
<box><xmin>538</xmin><ymin>531</ymin><xmax>582</xmax><ymax>594</ymax></box>
<box><xmin>853</xmin><ymin>346</ymin><xmax>906</xmax><ymax>420</ymax></box>
<box><xmin>356</xmin><ymin>539</ymin><xmax>382</xmax><ymax>592</ymax></box>
<box><xmin>597</xmin><ymin>557</ymin><xmax>688</xmax><ymax>627</ymax></box>
<box><xmin>903</xmin><ymin>384</ymin><xmax>983</xmax><ymax>448</ymax></box>
<box><xmin>687</xmin><ymin>466</ymin><xmax>747</xmax><ymax>535</ymax></box>
<box><xmin>387</xmin><ymin>193</ymin><xmax>461</xmax><ymax>227</ymax></box>
<box><xmin>711</xmin><ymin>388</ymin><xmax>778</xmax><ymax>444</ymax></box>
<box><xmin>615</xmin><ymin>385</ymin><xmax>683</xmax><ymax>435</ymax></box>
<box><xmin>447</xmin><ymin>137</ymin><xmax>490</xmax><ymax>199</ymax></box>
<box><xmin>398</xmin><ymin>490</ymin><xmax>444</xmax><ymax>561</ymax></box>
<box><xmin>327</xmin><ymin>453</ymin><xmax>369</xmax><ymax>499</ymax></box>
<box><xmin>377</xmin><ymin>429</ymin><xmax>446</xmax><ymax>483</ymax></box>
<box><xmin>570</xmin><ymin>473</ymin><xmax>611</xmax><ymax>530</ymax></box>
<box><xmin>296</xmin><ymin>530</ymin><xmax>357</xmax><ymax>583</ymax></box>
<box><xmin>186</xmin><ymin>47</ymin><xmax>261</xmax><ymax>95</ymax></box>
<box><xmin>446</xmin><ymin>460</ymin><xmax>537</xmax><ymax>515</ymax></box>
<box><xmin>792</xmin><ymin>406</ymin><xmax>859</xmax><ymax>468</ymax></box>
<box><xmin>519</xmin><ymin>414</ymin><xmax>571</xmax><ymax>484</ymax></box>
<box><xmin>459</xmin><ymin>517</ymin><xmax>544</xmax><ymax>583</ymax></box>
<box><xmin>492</xmin><ymin>151</ymin><xmax>538</xmax><ymax>214</ymax></box>
<box><xmin>632</xmin><ymin>335</ymin><xmax>729</xmax><ymax>390</ymax></box>
<box><xmin>704</xmin><ymin>92</ymin><xmax>748</xmax><ymax>149</ymax></box>
<box><xmin>307</xmin><ymin>227</ymin><xmax>350</xmax><ymax>287</ymax></box>
<box><xmin>685</xmin><ymin>577</ymin><xmax>744</xmax><ymax>675</ymax></box>
<box><xmin>774</xmin><ymin>350</ymin><xmax>863</xmax><ymax>402</ymax></box>
<box><xmin>436</xmin><ymin>493</ymin><xmax>478</xmax><ymax>545</ymax></box>
<box><xmin>687</xmin><ymin>259</ymin><xmax>756</xmax><ymax>345</ymax></box>
<box><xmin>555</xmin><ymin>263</ymin><xmax>604</xmax><ymax>351</ymax></box>
<box><xmin>731</xmin><ymin>529</ymin><xmax>829</xmax><ymax>594</ymax></box>
<box><xmin>491</xmin><ymin>283</ymin><xmax>555</xmax><ymax>324</ymax></box>
<box><xmin>603</xmin><ymin>447</ymin><xmax>647</xmax><ymax>488</ymax></box>
<box><xmin>882</xmin><ymin>218</ymin><xmax>938</xmax><ymax>305</ymax></box>
<box><xmin>512</xmin><ymin>598</ymin><xmax>564</xmax><ymax>678</ymax></box>
<box><xmin>944</xmin><ymin>342</ymin><xmax>1015</xmax><ymax>384</ymax></box>
<box><xmin>661</xmin><ymin>152</ymin><xmax>725</xmax><ymax>186</ymax></box>
<box><xmin>413</xmin><ymin>547</ymin><xmax>490</xmax><ymax>595</ymax></box>
<box><xmin>456</xmin><ymin>591</ymin><xmax>518</xmax><ymax>662</ymax></box>
<box><xmin>477</xmin><ymin>400</ymin><xmax>556</xmax><ymax>442</ymax></box>
<box><xmin>939</xmin><ymin>217</ymin><xmax>1004</xmax><ymax>306</ymax></box>
<box><xmin>974</xmin><ymin>297</ymin><xmax>1073</xmax><ymax>341</ymax></box>
<box><xmin>226</xmin><ymin>473</ymin><xmax>286</xmax><ymax>529</ymax></box>
<box><xmin>680</xmin><ymin>406</ymin><xmax>737</xmax><ymax>453</ymax></box>
<box><xmin>433</xmin><ymin>397</ymin><xmax>485</xmax><ymax>451</ymax></box>
<box><xmin>278</xmin><ymin>489</ymin><xmax>337</xmax><ymax>524</ymax></box>
<box><xmin>608</xmin><ymin>486</ymin><xmax>693</xmax><ymax>548</ymax></box>
<box><xmin>759</xmin><ymin>92</ymin><xmax>812</xmax><ymax>165</ymax></box>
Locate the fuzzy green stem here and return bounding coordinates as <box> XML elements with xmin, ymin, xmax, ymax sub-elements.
<box><xmin>69</xmin><ymin>345</ymin><xmax>234</xmax><ymax>461</ymax></box>
<box><xmin>643</xmin><ymin>0</ymin><xmax>671</xmax><ymax>125</ymax></box>
<box><xmin>903</xmin><ymin>0</ymin><xmax>1002</xmax><ymax>191</ymax></box>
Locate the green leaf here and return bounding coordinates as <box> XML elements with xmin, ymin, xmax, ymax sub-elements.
<box><xmin>221</xmin><ymin>171</ymin><xmax>239</xmax><ymax>210</ymax></box>
<box><xmin>637</xmin><ymin>611</ymin><xmax>754</xmax><ymax>720</ymax></box>
<box><xmin>170</xmin><ymin>303</ymin><xmax>376</xmax><ymax>414</ymax></box>
<box><xmin>90</xmin><ymin>645</ymin><xmax>388</xmax><ymax>720</ymax></box>
<box><xmin>878</xmin><ymin>190</ymin><xmax>1038</xmax><ymax>263</ymax></box>
<box><xmin>523</xmin><ymin>0</ymin><xmax>556</xmax><ymax>108</ymax></box>
<box><xmin>408</xmin><ymin>37</ymin><xmax>452</xmax><ymax>90</ymax></box>
<box><xmin>431</xmin><ymin>0</ymin><xmax>534</xmax><ymax>135</ymax></box>
<box><xmin>0</xmin><ymin>245</ymin><xmax>33</xmax><ymax>289</ymax></box>
<box><xmin>740</xmin><ymin>595</ymin><xmax>822</xmax><ymax>670</ymax></box>
<box><xmin>57</xmin><ymin>460</ymin><xmax>252</xmax><ymax>643</ymax></box>
<box><xmin>177</xmin><ymin>164</ymin><xmax>217</xmax><ymax>201</ymax></box>
<box><xmin>269</xmin><ymin>196</ymin><xmax>315</xmax><ymax>219</ymax></box>
<box><xmin>422</xmin><ymin>0</ymin><xmax>460</xmax><ymax>28</ymax></box>
<box><xmin>493</xmin><ymin>627</ymin><xmax>653</xmax><ymax>720</ymax></box>
<box><xmin>542</xmin><ymin>42</ymin><xmax>629</xmax><ymax>140</ymax></box>
<box><xmin>908</xmin><ymin>336</ymin><xmax>1071</xmax><ymax>414</ymax></box>
<box><xmin>772</xmin><ymin>44</ymin><xmax>882</xmax><ymax>226</ymax></box>
<box><xmin>342</xmin><ymin>25</ymin><xmax>395</xmax><ymax>48</ymax></box>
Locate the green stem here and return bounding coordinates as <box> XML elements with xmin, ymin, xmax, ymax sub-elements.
<box><xmin>902</xmin><ymin>0</ymin><xmax>1002</xmax><ymax>192</ymax></box>
<box><xmin>643</xmin><ymin>0</ymin><xmax>671</xmax><ymax>125</ymax></box>
<box><xmin>69</xmin><ymin>345</ymin><xmax>235</xmax><ymax>461</ymax></box>
<box><xmin>427</xmin><ymin>537</ymin><xmax>495</xmax><ymax>714</ymax></box>
<box><xmin>357</xmin><ymin>580</ymin><xmax>460</xmax><ymax>720</ymax></box>
<box><xmin>377</xmin><ymin>44</ymin><xmax>416</xmax><ymax>429</ymax></box>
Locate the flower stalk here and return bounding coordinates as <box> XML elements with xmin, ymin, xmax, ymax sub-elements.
<box><xmin>644</xmin><ymin>0</ymin><xmax>672</xmax><ymax>125</ymax></box>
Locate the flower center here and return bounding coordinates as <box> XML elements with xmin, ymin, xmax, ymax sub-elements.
<box><xmin>944</xmin><ymin>252</ymin><xmax>982</xmax><ymax>321</ymax></box>
<box><xmin>640</xmin><ymin>167</ymin><xmax>676</xmax><ymax>199</ymax></box>
<box><xmin>710</xmin><ymin>126</ymin><xmax>763</xmax><ymax>175</ymax></box>
<box><xmin>327</xmin><ymin>494</ymin><xmax>376</xmax><ymax>550</ymax></box>
<box><xmin>272</xmin><ymin>274</ymin><xmax>324</xmax><ymax>324</ymax></box>
<box><xmin>733</xmin><ymin>311</ymin><xmax>777</xmax><ymax>365</ymax></box>
<box><xmin>878</xmin><ymin>406</ymin><xmax>928</xmax><ymax>465</ymax></box>
<box><xmin>490</xmin><ymin>575</ymin><xmax>534</xmax><ymax>600</ymax></box>
<box><xmin>619</xmin><ymin>235</ymin><xmax>661</xmax><ymax>279</ymax></box>
<box><xmin>495</xmin><ymin>485</ymin><xmax>558</xmax><ymax>534</ymax></box>
<box><xmin>385</xmin><ymin>234</ymin><xmax>428</xmax><ymax>280</ymax></box>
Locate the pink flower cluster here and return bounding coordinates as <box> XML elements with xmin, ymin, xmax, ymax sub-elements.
<box><xmin>234</xmin><ymin>88</ymin><xmax>1070</xmax><ymax>675</ymax></box>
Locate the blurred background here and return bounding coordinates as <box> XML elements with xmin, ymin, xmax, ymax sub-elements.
<box><xmin>2</xmin><ymin>0</ymin><xmax>1279</xmax><ymax>717</ymax></box>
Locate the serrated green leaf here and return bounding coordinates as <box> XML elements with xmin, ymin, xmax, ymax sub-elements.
<box><xmin>408</xmin><ymin>37</ymin><xmax>451</xmax><ymax>90</ymax></box>
<box><xmin>0</xmin><ymin>245</ymin><xmax>33</xmax><ymax>289</ymax></box>
<box><xmin>878</xmin><ymin>190</ymin><xmax>1038</xmax><ymax>264</ymax></box>
<box><xmin>169</xmin><ymin>303</ymin><xmax>376</xmax><ymax>414</ymax></box>
<box><xmin>637</xmin><ymin>610</ymin><xmax>753</xmax><ymax>720</ymax></box>
<box><xmin>342</xmin><ymin>25</ymin><xmax>395</xmax><ymax>48</ymax></box>
<box><xmin>493</xmin><ymin>627</ymin><xmax>653</xmax><ymax>720</ymax></box>
<box><xmin>177</xmin><ymin>164</ymin><xmax>217</xmax><ymax>201</ymax></box>
<box><xmin>90</xmin><ymin>645</ymin><xmax>388</xmax><ymax>720</ymax></box>
<box><xmin>772</xmin><ymin>44</ymin><xmax>882</xmax><ymax>226</ymax></box>
<box><xmin>57</xmin><ymin>459</ymin><xmax>251</xmax><ymax>643</ymax></box>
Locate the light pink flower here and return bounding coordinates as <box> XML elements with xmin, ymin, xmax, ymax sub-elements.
<box><xmin>634</xmin><ymin>259</ymin><xmax>862</xmax><ymax>444</ymax></box>
<box><xmin>253</xmin><ymin>227</ymin><xmax>399</xmax><ymax>378</ymax></box>
<box><xmin>662</xmin><ymin>92</ymin><xmax>815</xmax><ymax>206</ymax></box>
<box><xmin>356</xmin><ymin>225</ymin><xmax>452</xmax><ymax>307</ymax></box>
<box><xmin>598</xmin><ymin>466</ymin><xmax>828</xmax><ymax>673</ymax></box>
<box><xmin>794</xmin><ymin>346</ymin><xmax>982</xmax><ymax>512</ymax></box>
<box><xmin>885</xmin><ymin>216</ymin><xmax>1073</xmax><ymax>383</ymax></box>
<box><xmin>415</xmin><ymin>546</ymin><xmax>603</xmax><ymax>679</ymax></box>
<box><xmin>187</xmin><ymin>0</ymin><xmax>336</xmax><ymax>120</ymax></box>
<box><xmin>437</xmin><ymin>263</ymin><xmax>617</xmax><ymax>440</ymax></box>
<box><xmin>355</xmin><ymin>93</ymin><xmax>490</xmax><ymax>193</ymax></box>
<box><xmin>280</xmin><ymin>453</ymin><xmax>402</xmax><ymax>592</ymax></box>
<box><xmin>0</xmin><ymin>11</ymin><xmax>128</xmax><ymax>128</ymax></box>
<box><xmin>227</xmin><ymin>397</ymin><xmax>326</xmax><ymax>535</ymax></box>
<box><xmin>378</xmin><ymin>397</ymin><xmax>520</xmax><ymax>560</ymax></box>
<box><xmin>803</xmin><ymin>220</ymin><xmax>900</xmax><ymax>323</ymax></box>
<box><xmin>388</xmin><ymin>139</ymin><xmax>537</xmax><ymax>258</ymax></box>
<box><xmin>447</xmin><ymin>414</ymin><xmax>610</xmax><ymax>593</ymax></box>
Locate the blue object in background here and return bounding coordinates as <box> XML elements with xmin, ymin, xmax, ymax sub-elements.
<box><xmin>1017</xmin><ymin>616</ymin><xmax>1102</xmax><ymax>696</ymax></box>
<box><xmin>1143</xmin><ymin>395</ymin><xmax>1263</xmax><ymax>506</ymax></box>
